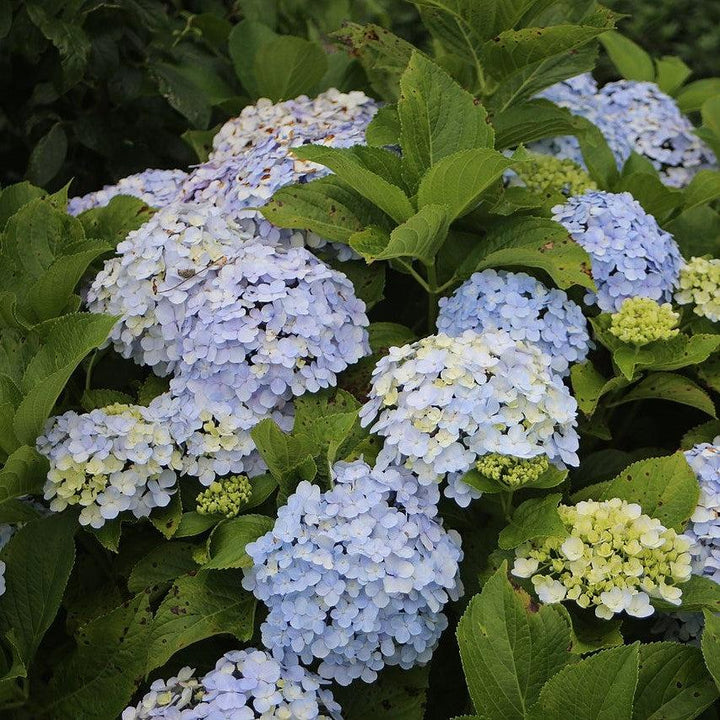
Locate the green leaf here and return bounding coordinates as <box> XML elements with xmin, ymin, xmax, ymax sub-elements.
<box><xmin>146</xmin><ymin>569</ymin><xmax>255</xmax><ymax>673</ymax></box>
<box><xmin>0</xmin><ymin>183</ymin><xmax>46</xmax><ymax>229</ymax></box>
<box><xmin>398</xmin><ymin>52</ymin><xmax>494</xmax><ymax>188</ymax></box>
<box><xmin>676</xmin><ymin>79</ymin><xmax>720</xmax><ymax>114</ymax></box>
<box><xmin>599</xmin><ymin>31</ymin><xmax>655</xmax><ymax>82</ymax></box>
<box><xmin>244</xmin><ymin>472</ymin><xmax>279</xmax><ymax>511</ymax></box>
<box><xmin>128</xmin><ymin>542</ymin><xmax>199</xmax><ymax>593</ymax></box>
<box><xmin>682</xmin><ymin>420</ymin><xmax>720</xmax><ymax>450</ymax></box>
<box><xmin>368</xmin><ymin>322</ymin><xmax>417</xmax><ymax>351</ymax></box>
<box><xmin>334</xmin><ymin>666</ymin><xmax>429</xmax><ymax>720</ymax></box>
<box><xmin>474</xmin><ymin>216</ymin><xmax>596</xmax><ymax>290</ymax></box>
<box><xmin>633</xmin><ymin>642</ymin><xmax>718</xmax><ymax>720</ymax></box>
<box><xmin>610</xmin><ymin>372</ymin><xmax>717</xmax><ymax>418</ymax></box>
<box><xmin>25</xmin><ymin>123</ymin><xmax>68</xmax><ymax>188</ymax></box>
<box><xmin>262</xmin><ymin>176</ymin><xmax>392</xmax><ymax>243</ymax></box>
<box><xmin>528</xmin><ymin>644</ymin><xmax>639</xmax><ymax>720</ymax></box>
<box><xmin>655</xmin><ymin>56</ymin><xmax>692</xmax><ymax>96</ymax></box>
<box><xmin>34</xmin><ymin>594</ymin><xmax>153</xmax><ymax>720</ymax></box>
<box><xmin>664</xmin><ymin>575</ymin><xmax>720</xmax><ymax>613</ymax></box>
<box><xmin>684</xmin><ymin>170</ymin><xmax>720</xmax><ymax>211</ymax></box>
<box><xmin>136</xmin><ymin>374</ymin><xmax>170</xmax><ymax>407</ymax></box>
<box><xmin>80</xmin><ymin>389</ymin><xmax>134</xmax><ymax>412</ymax></box>
<box><xmin>667</xmin><ymin>206</ymin><xmax>720</xmax><ymax>259</ymax></box>
<box><xmin>498</xmin><ymin>494</ymin><xmax>566</xmax><ymax>549</ymax></box>
<box><xmin>417</xmin><ymin>149</ymin><xmax>512</xmax><ymax>219</ymax></box>
<box><xmin>228</xmin><ymin>20</ymin><xmax>277</xmax><ymax>99</ymax></box>
<box><xmin>254</xmin><ymin>36</ymin><xmax>328</xmax><ymax>102</ymax></box>
<box><xmin>366</xmin><ymin>105</ymin><xmax>401</xmax><ymax>147</ymax></box>
<box><xmin>77</xmin><ymin>195</ymin><xmax>155</xmax><ymax>248</ymax></box>
<box><xmin>569</xmin><ymin>610</ymin><xmax>623</xmax><ymax>654</ymax></box>
<box><xmin>350</xmin><ymin>205</ymin><xmax>451</xmax><ymax>266</ymax></box>
<box><xmin>175</xmin><ymin>511</ymin><xmax>221</xmax><ymax>538</ymax></box>
<box><xmin>494</xmin><ymin>99</ymin><xmax>583</xmax><ymax>149</ymax></box>
<box><xmin>0</xmin><ymin>512</ymin><xmax>76</xmax><ymax>665</ymax></box>
<box><xmin>150</xmin><ymin>491</ymin><xmax>183</xmax><ymax>539</ymax></box>
<box><xmin>613</xmin><ymin>172</ymin><xmax>684</xmax><ymax>222</ymax></box>
<box><xmin>153</xmin><ymin>62</ymin><xmax>212</xmax><ymax>129</ymax></box>
<box><xmin>571</xmin><ymin>362</ymin><xmax>629</xmax><ymax>417</ymax></box>
<box><xmin>14</xmin><ymin>313</ymin><xmax>117</xmax><ymax>445</ymax></box>
<box><xmin>0</xmin><ymin>445</ymin><xmax>47</xmax><ymax>510</ymax></box>
<box><xmin>457</xmin><ymin>563</ymin><xmax>574</xmax><ymax>720</ymax></box>
<box><xmin>463</xmin><ymin>463</ymin><xmax>567</xmax><ymax>494</ymax></box>
<box><xmin>702</xmin><ymin>611</ymin><xmax>720</xmax><ymax>693</ymax></box>
<box><xmin>204</xmin><ymin>515</ymin><xmax>274</xmax><ymax>570</ymax></box>
<box><xmin>585</xmin><ymin>453</ymin><xmax>699</xmax><ymax>531</ymax></box>
<box><xmin>291</xmin><ymin>146</ymin><xmax>414</xmax><ymax>224</ymax></box>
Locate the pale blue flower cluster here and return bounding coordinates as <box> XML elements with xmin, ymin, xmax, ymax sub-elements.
<box><xmin>67</xmin><ymin>169</ymin><xmax>188</xmax><ymax>215</ymax></box>
<box><xmin>243</xmin><ymin>460</ymin><xmax>462</xmax><ymax>686</ymax></box>
<box><xmin>37</xmin><ymin>404</ymin><xmax>180</xmax><ymax>528</ymax></box>
<box><xmin>359</xmin><ymin>331</ymin><xmax>580</xmax><ymax>486</ymax></box>
<box><xmin>436</xmin><ymin>269</ymin><xmax>591</xmax><ymax>376</ymax></box>
<box><xmin>652</xmin><ymin>611</ymin><xmax>705</xmax><ymax>645</ymax></box>
<box><xmin>121</xmin><ymin>649</ymin><xmax>342</xmax><ymax>720</ymax></box>
<box><xmin>553</xmin><ymin>190</ymin><xmax>683</xmax><ymax>312</ymax></box>
<box><xmin>683</xmin><ymin>439</ymin><xmax>720</xmax><ymax>583</ymax></box>
<box><xmin>534</xmin><ymin>75</ymin><xmax>715</xmax><ymax>187</ymax></box>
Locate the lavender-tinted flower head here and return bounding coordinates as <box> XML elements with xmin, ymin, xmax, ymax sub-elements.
<box><xmin>359</xmin><ymin>331</ymin><xmax>580</xmax><ymax>486</ymax></box>
<box><xmin>37</xmin><ymin>403</ymin><xmax>181</xmax><ymax>528</ymax></box>
<box><xmin>552</xmin><ymin>190</ymin><xmax>683</xmax><ymax>312</ymax></box>
<box><xmin>437</xmin><ymin>269</ymin><xmax>591</xmax><ymax>376</ymax></box>
<box><xmin>684</xmin><ymin>439</ymin><xmax>720</xmax><ymax>584</ymax></box>
<box><xmin>67</xmin><ymin>169</ymin><xmax>188</xmax><ymax>216</ymax></box>
<box><xmin>122</xmin><ymin>649</ymin><xmax>342</xmax><ymax>719</ymax></box>
<box><xmin>86</xmin><ymin>202</ymin><xmax>257</xmax><ymax>374</ymax></box>
<box><xmin>168</xmin><ymin>242</ymin><xmax>369</xmax><ymax>416</ymax></box>
<box><xmin>243</xmin><ymin>460</ymin><xmax>461</xmax><ymax>686</ymax></box>
<box><xmin>598</xmin><ymin>80</ymin><xmax>717</xmax><ymax>187</ymax></box>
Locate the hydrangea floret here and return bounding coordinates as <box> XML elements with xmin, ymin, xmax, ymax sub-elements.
<box><xmin>121</xmin><ymin>649</ymin><xmax>342</xmax><ymax>719</ymax></box>
<box><xmin>243</xmin><ymin>460</ymin><xmax>462</xmax><ymax>685</ymax></box>
<box><xmin>512</xmin><ymin>498</ymin><xmax>693</xmax><ymax>619</ymax></box>
<box><xmin>683</xmin><ymin>439</ymin><xmax>720</xmax><ymax>582</ymax></box>
<box><xmin>196</xmin><ymin>475</ymin><xmax>252</xmax><ymax>518</ymax></box>
<box><xmin>609</xmin><ymin>297</ymin><xmax>680</xmax><ymax>344</ymax></box>
<box><xmin>436</xmin><ymin>269</ymin><xmax>591</xmax><ymax>375</ymax></box>
<box><xmin>675</xmin><ymin>256</ymin><xmax>720</xmax><ymax>322</ymax></box>
<box><xmin>68</xmin><ymin>168</ymin><xmax>188</xmax><ymax>216</ymax></box>
<box><xmin>511</xmin><ymin>153</ymin><xmax>597</xmax><ymax>197</ymax></box>
<box><xmin>553</xmin><ymin>190</ymin><xmax>683</xmax><ymax>312</ymax></box>
<box><xmin>37</xmin><ymin>403</ymin><xmax>180</xmax><ymax>528</ymax></box>
<box><xmin>359</xmin><ymin>331</ymin><xmax>580</xmax><ymax>486</ymax></box>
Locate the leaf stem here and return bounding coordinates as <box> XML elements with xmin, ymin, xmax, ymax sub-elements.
<box><xmin>426</xmin><ymin>261</ymin><xmax>439</xmax><ymax>331</ymax></box>
<box><xmin>500</xmin><ymin>490</ymin><xmax>515</xmax><ymax>522</ymax></box>
<box><xmin>396</xmin><ymin>259</ymin><xmax>431</xmax><ymax>292</ymax></box>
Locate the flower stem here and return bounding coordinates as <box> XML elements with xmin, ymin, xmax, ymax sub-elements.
<box><xmin>426</xmin><ymin>261</ymin><xmax>439</xmax><ymax>332</ymax></box>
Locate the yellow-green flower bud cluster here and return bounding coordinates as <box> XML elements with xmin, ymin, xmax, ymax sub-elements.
<box><xmin>515</xmin><ymin>153</ymin><xmax>597</xmax><ymax>197</ymax></box>
<box><xmin>675</xmin><ymin>256</ymin><xmax>720</xmax><ymax>322</ymax></box>
<box><xmin>512</xmin><ymin>498</ymin><xmax>693</xmax><ymax>620</ymax></box>
<box><xmin>609</xmin><ymin>297</ymin><xmax>680</xmax><ymax>344</ymax></box>
<box><xmin>475</xmin><ymin>453</ymin><xmax>549</xmax><ymax>488</ymax></box>
<box><xmin>196</xmin><ymin>475</ymin><xmax>252</xmax><ymax>518</ymax></box>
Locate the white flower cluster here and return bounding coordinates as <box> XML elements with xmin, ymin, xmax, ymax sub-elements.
<box><xmin>37</xmin><ymin>404</ymin><xmax>180</xmax><ymax>528</ymax></box>
<box><xmin>360</xmin><ymin>331</ymin><xmax>579</xmax><ymax>486</ymax></box>
<box><xmin>512</xmin><ymin>498</ymin><xmax>693</xmax><ymax>619</ymax></box>
<box><xmin>243</xmin><ymin>460</ymin><xmax>462</xmax><ymax>686</ymax></box>
<box><xmin>436</xmin><ymin>269</ymin><xmax>591</xmax><ymax>376</ymax></box>
<box><xmin>122</xmin><ymin>649</ymin><xmax>342</xmax><ymax>720</ymax></box>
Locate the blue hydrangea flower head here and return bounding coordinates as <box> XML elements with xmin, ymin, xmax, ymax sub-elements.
<box><xmin>121</xmin><ymin>649</ymin><xmax>342</xmax><ymax>719</ymax></box>
<box><xmin>243</xmin><ymin>460</ymin><xmax>462</xmax><ymax>685</ymax></box>
<box><xmin>552</xmin><ymin>190</ymin><xmax>683</xmax><ymax>312</ymax></box>
<box><xmin>359</xmin><ymin>331</ymin><xmax>580</xmax><ymax>486</ymax></box>
<box><xmin>436</xmin><ymin>269</ymin><xmax>591</xmax><ymax>376</ymax></box>
<box><xmin>68</xmin><ymin>169</ymin><xmax>188</xmax><ymax>215</ymax></box>
<box><xmin>37</xmin><ymin>403</ymin><xmax>181</xmax><ymax>528</ymax></box>
<box><xmin>684</xmin><ymin>439</ymin><xmax>720</xmax><ymax>583</ymax></box>
<box><xmin>166</xmin><ymin>242</ymin><xmax>370</xmax><ymax>416</ymax></box>
<box><xmin>598</xmin><ymin>80</ymin><xmax>717</xmax><ymax>187</ymax></box>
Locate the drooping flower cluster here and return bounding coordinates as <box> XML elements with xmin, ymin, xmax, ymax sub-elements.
<box><xmin>675</xmin><ymin>256</ymin><xmax>720</xmax><ymax>322</ymax></box>
<box><xmin>553</xmin><ymin>190</ymin><xmax>683</xmax><ymax>312</ymax></box>
<box><xmin>37</xmin><ymin>404</ymin><xmax>180</xmax><ymax>528</ymax></box>
<box><xmin>67</xmin><ymin>169</ymin><xmax>188</xmax><ymax>216</ymax></box>
<box><xmin>683</xmin><ymin>440</ymin><xmax>720</xmax><ymax>583</ymax></box>
<box><xmin>652</xmin><ymin>611</ymin><xmax>705</xmax><ymax>645</ymax></box>
<box><xmin>121</xmin><ymin>649</ymin><xmax>342</xmax><ymax>720</ymax></box>
<box><xmin>609</xmin><ymin>297</ymin><xmax>680</xmax><ymax>344</ymax></box>
<box><xmin>243</xmin><ymin>460</ymin><xmax>462</xmax><ymax>686</ymax></box>
<box><xmin>512</xmin><ymin>498</ymin><xmax>694</xmax><ymax>619</ymax></box>
<box><xmin>360</xmin><ymin>331</ymin><xmax>579</xmax><ymax>486</ymax></box>
<box><xmin>436</xmin><ymin>269</ymin><xmax>591</xmax><ymax>375</ymax></box>
<box><xmin>196</xmin><ymin>475</ymin><xmax>252</xmax><ymax>518</ymax></box>
<box><xmin>534</xmin><ymin>75</ymin><xmax>716</xmax><ymax>187</ymax></box>
<box><xmin>511</xmin><ymin>153</ymin><xmax>597</xmax><ymax>197</ymax></box>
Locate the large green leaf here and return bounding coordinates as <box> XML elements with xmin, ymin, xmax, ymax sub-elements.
<box><xmin>528</xmin><ymin>644</ymin><xmax>639</xmax><ymax>720</ymax></box>
<box><xmin>0</xmin><ymin>513</ymin><xmax>76</xmax><ymax>666</ymax></box>
<box><xmin>227</xmin><ymin>20</ymin><xmax>277</xmax><ymax>99</ymax></box>
<box><xmin>128</xmin><ymin>542</ymin><xmax>199</xmax><ymax>593</ymax></box>
<box><xmin>0</xmin><ymin>446</ymin><xmax>47</xmax><ymax>510</ymax></box>
<box><xmin>398</xmin><ymin>52</ymin><xmax>494</xmax><ymax>188</ymax></box>
<box><xmin>146</xmin><ymin>570</ymin><xmax>256</xmax><ymax>673</ymax></box>
<box><xmin>633</xmin><ymin>642</ymin><xmax>718</xmax><ymax>720</ymax></box>
<box><xmin>702</xmin><ymin>611</ymin><xmax>720</xmax><ymax>694</ymax></box>
<box><xmin>204</xmin><ymin>515</ymin><xmax>274</xmax><ymax>570</ymax></box>
<box><xmin>457</xmin><ymin>564</ymin><xmax>574</xmax><ymax>719</ymax></box>
<box><xmin>77</xmin><ymin>195</ymin><xmax>155</xmax><ymax>248</ymax></box>
<box><xmin>498</xmin><ymin>494</ymin><xmax>566</xmax><ymax>549</ymax></box>
<box><xmin>32</xmin><ymin>594</ymin><xmax>153</xmax><ymax>720</ymax></box>
<box><xmin>599</xmin><ymin>31</ymin><xmax>655</xmax><ymax>82</ymax></box>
